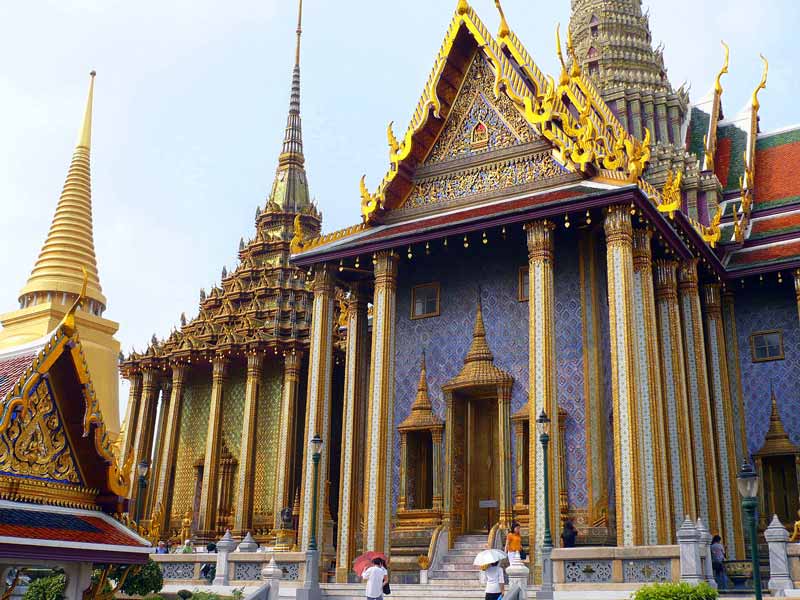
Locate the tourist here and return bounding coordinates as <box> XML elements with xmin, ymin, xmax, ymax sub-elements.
<box><xmin>479</xmin><ymin>561</ymin><xmax>505</xmax><ymax>600</ymax></box>
<box><xmin>561</xmin><ymin>519</ymin><xmax>578</xmax><ymax>548</ymax></box>
<box><xmin>362</xmin><ymin>557</ymin><xmax>388</xmax><ymax>600</ymax></box>
<box><xmin>155</xmin><ymin>540</ymin><xmax>168</xmax><ymax>554</ymax></box>
<box><xmin>505</xmin><ymin>522</ymin><xmax>523</xmax><ymax>564</ymax></box>
<box><xmin>711</xmin><ymin>535</ymin><xmax>728</xmax><ymax>589</ymax></box>
<box><xmin>179</xmin><ymin>540</ymin><xmax>193</xmax><ymax>553</ymax></box>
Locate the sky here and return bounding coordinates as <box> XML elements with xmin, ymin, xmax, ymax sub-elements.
<box><xmin>1</xmin><ymin>0</ymin><xmax>798</xmax><ymax>419</ymax></box>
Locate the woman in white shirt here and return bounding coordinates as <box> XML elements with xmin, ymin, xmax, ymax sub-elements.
<box><xmin>480</xmin><ymin>561</ymin><xmax>505</xmax><ymax>600</ymax></box>
<box><xmin>362</xmin><ymin>558</ymin><xmax>388</xmax><ymax>600</ymax></box>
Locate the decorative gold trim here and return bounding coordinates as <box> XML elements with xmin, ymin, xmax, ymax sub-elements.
<box><xmin>518</xmin><ymin>266</ymin><xmax>529</xmax><ymax>302</ymax></box>
<box><xmin>749</xmin><ymin>329</ymin><xmax>785</xmax><ymax>363</ymax></box>
<box><xmin>411</xmin><ymin>282</ymin><xmax>441</xmax><ymax>320</ymax></box>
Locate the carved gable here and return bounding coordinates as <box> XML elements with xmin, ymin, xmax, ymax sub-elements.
<box><xmin>425</xmin><ymin>51</ymin><xmax>539</xmax><ymax>165</ymax></box>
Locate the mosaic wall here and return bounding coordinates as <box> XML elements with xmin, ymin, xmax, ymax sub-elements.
<box><xmin>253</xmin><ymin>361</ymin><xmax>283</xmax><ymax>516</ymax></box>
<box><xmin>222</xmin><ymin>366</ymin><xmax>246</xmax><ymax>515</ymax></box>
<box><xmin>734</xmin><ymin>284</ymin><xmax>800</xmax><ymax>453</ymax></box>
<box><xmin>172</xmin><ymin>377</ymin><xmax>211</xmax><ymax>517</ymax></box>
<box><xmin>595</xmin><ymin>241</ymin><xmax>616</xmax><ymax>514</ymax></box>
<box><xmin>392</xmin><ymin>234</ymin><xmax>588</xmax><ymax>510</ymax></box>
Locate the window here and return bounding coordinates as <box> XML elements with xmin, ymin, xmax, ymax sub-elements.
<box><xmin>750</xmin><ymin>330</ymin><xmax>784</xmax><ymax>362</ymax></box>
<box><xmin>518</xmin><ymin>267</ymin><xmax>529</xmax><ymax>302</ymax></box>
<box><xmin>411</xmin><ymin>283</ymin><xmax>440</xmax><ymax>319</ymax></box>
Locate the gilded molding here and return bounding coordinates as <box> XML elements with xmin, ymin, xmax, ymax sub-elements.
<box><xmin>197</xmin><ymin>357</ymin><xmax>229</xmax><ymax>534</ymax></box>
<box><xmin>233</xmin><ymin>352</ymin><xmax>264</xmax><ymax>533</ymax></box>
<box><xmin>274</xmin><ymin>349</ymin><xmax>304</xmax><ymax>531</ymax></box>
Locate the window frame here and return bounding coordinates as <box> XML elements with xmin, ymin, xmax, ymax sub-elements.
<box><xmin>749</xmin><ymin>329</ymin><xmax>785</xmax><ymax>363</ymax></box>
<box><xmin>411</xmin><ymin>282</ymin><xmax>441</xmax><ymax>320</ymax></box>
<box><xmin>518</xmin><ymin>266</ymin><xmax>529</xmax><ymax>302</ymax></box>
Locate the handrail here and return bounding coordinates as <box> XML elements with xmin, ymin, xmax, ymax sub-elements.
<box><xmin>427</xmin><ymin>524</ymin><xmax>448</xmax><ymax>573</ymax></box>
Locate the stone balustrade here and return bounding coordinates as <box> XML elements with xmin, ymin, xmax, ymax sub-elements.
<box><xmin>152</xmin><ymin>550</ymin><xmax>305</xmax><ymax>587</ymax></box>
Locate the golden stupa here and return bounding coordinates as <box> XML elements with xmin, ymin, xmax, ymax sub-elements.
<box><xmin>0</xmin><ymin>71</ymin><xmax>121</xmax><ymax>435</ymax></box>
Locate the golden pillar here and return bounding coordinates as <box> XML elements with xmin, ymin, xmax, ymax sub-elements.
<box><xmin>578</xmin><ymin>231</ymin><xmax>608</xmax><ymax>529</ymax></box>
<box><xmin>677</xmin><ymin>259</ymin><xmax>721</xmax><ymax>534</ymax></box>
<box><xmin>122</xmin><ymin>373</ymin><xmax>143</xmax><ymax>460</ymax></box>
<box><xmin>274</xmin><ymin>349</ymin><xmax>303</xmax><ymax>529</ymax></box>
<box><xmin>153</xmin><ymin>364</ymin><xmax>187</xmax><ymax>533</ymax></box>
<box><xmin>336</xmin><ymin>283</ymin><xmax>369</xmax><ymax>582</ymax></box>
<box><xmin>703</xmin><ymin>284</ymin><xmax>745</xmax><ymax>557</ymax></box>
<box><xmin>130</xmin><ymin>368</ymin><xmax>161</xmax><ymax>513</ymax></box>
<box><xmin>603</xmin><ymin>206</ymin><xmax>643</xmax><ymax>546</ymax></box>
<box><xmin>364</xmin><ymin>250</ymin><xmax>399</xmax><ymax>554</ymax></box>
<box><xmin>654</xmin><ymin>260</ymin><xmax>697</xmax><ymax>527</ymax></box>
<box><xmin>147</xmin><ymin>380</ymin><xmax>171</xmax><ymax>518</ymax></box>
<box><xmin>632</xmin><ymin>228</ymin><xmax>672</xmax><ymax>544</ymax></box>
<box><xmin>234</xmin><ymin>352</ymin><xmax>264</xmax><ymax>534</ymax></box>
<box><xmin>197</xmin><ymin>356</ymin><xmax>229</xmax><ymax>536</ymax></box>
<box><xmin>498</xmin><ymin>385</ymin><xmax>514</xmax><ymax>529</ymax></box>
<box><xmin>721</xmin><ymin>289</ymin><xmax>748</xmax><ymax>467</ymax></box>
<box><xmin>525</xmin><ymin>220</ymin><xmax>559</xmax><ymax>563</ymax></box>
<box><xmin>513</xmin><ymin>417</ymin><xmax>526</xmax><ymax>509</ymax></box>
<box><xmin>432</xmin><ymin>428</ymin><xmax>443</xmax><ymax>513</ymax></box>
<box><xmin>299</xmin><ymin>265</ymin><xmax>336</xmax><ymax>551</ymax></box>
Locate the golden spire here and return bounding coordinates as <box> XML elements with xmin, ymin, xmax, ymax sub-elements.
<box><xmin>412</xmin><ymin>352</ymin><xmax>432</xmax><ymax>411</ymax></box>
<box><xmin>19</xmin><ymin>71</ymin><xmax>106</xmax><ymax>309</ymax></box>
<box><xmin>268</xmin><ymin>0</ymin><xmax>311</xmax><ymax>213</ymax></box>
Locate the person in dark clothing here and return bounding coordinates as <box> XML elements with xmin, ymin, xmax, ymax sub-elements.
<box><xmin>561</xmin><ymin>519</ymin><xmax>578</xmax><ymax>548</ymax></box>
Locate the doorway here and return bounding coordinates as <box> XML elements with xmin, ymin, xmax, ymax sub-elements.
<box><xmin>762</xmin><ymin>455</ymin><xmax>800</xmax><ymax>527</ymax></box>
<box><xmin>466</xmin><ymin>395</ymin><xmax>499</xmax><ymax>533</ymax></box>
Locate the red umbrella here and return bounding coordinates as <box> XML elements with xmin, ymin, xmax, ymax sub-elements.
<box><xmin>353</xmin><ymin>551</ymin><xmax>388</xmax><ymax>577</ymax></box>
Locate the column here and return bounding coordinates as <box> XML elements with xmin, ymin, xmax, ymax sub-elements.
<box><xmin>654</xmin><ymin>260</ymin><xmax>697</xmax><ymax>529</ymax></box>
<box><xmin>197</xmin><ymin>356</ymin><xmax>229</xmax><ymax>536</ymax></box>
<box><xmin>129</xmin><ymin>368</ymin><xmax>160</xmax><ymax>512</ymax></box>
<box><xmin>234</xmin><ymin>352</ymin><xmax>263</xmax><ymax>534</ymax></box>
<box><xmin>525</xmin><ymin>219</ymin><xmax>559</xmax><ymax>564</ymax></box>
<box><xmin>677</xmin><ymin>259</ymin><xmax>721</xmax><ymax>534</ymax></box>
<box><xmin>363</xmin><ymin>250</ymin><xmax>399</xmax><ymax>554</ymax></box>
<box><xmin>722</xmin><ymin>289</ymin><xmax>748</xmax><ymax>467</ymax></box>
<box><xmin>431</xmin><ymin>428</ymin><xmax>443</xmax><ymax>512</ymax></box>
<box><xmin>121</xmin><ymin>372</ymin><xmax>143</xmax><ymax>461</ymax></box>
<box><xmin>443</xmin><ymin>391</ymin><xmax>456</xmax><ymax>537</ymax></box>
<box><xmin>603</xmin><ymin>205</ymin><xmax>643</xmax><ymax>547</ymax></box>
<box><xmin>703</xmin><ymin>284</ymin><xmax>745</xmax><ymax>557</ymax></box>
<box><xmin>497</xmin><ymin>385</ymin><xmax>514</xmax><ymax>528</ymax></box>
<box><xmin>397</xmin><ymin>434</ymin><xmax>409</xmax><ymax>512</ymax></box>
<box><xmin>336</xmin><ymin>283</ymin><xmax>369</xmax><ymax>582</ymax></box>
<box><xmin>273</xmin><ymin>350</ymin><xmax>303</xmax><ymax>528</ymax></box>
<box><xmin>147</xmin><ymin>380</ymin><xmax>170</xmax><ymax>518</ymax></box>
<box><xmin>299</xmin><ymin>264</ymin><xmax>336</xmax><ymax>551</ymax></box>
<box><xmin>513</xmin><ymin>419</ymin><xmax>526</xmax><ymax>508</ymax></box>
<box><xmin>578</xmin><ymin>231</ymin><xmax>609</xmax><ymax>528</ymax></box>
<box><xmin>632</xmin><ymin>228</ymin><xmax>672</xmax><ymax>544</ymax></box>
<box><xmin>153</xmin><ymin>364</ymin><xmax>187</xmax><ymax>533</ymax></box>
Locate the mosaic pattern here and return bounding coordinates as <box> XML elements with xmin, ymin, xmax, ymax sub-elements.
<box><xmin>277</xmin><ymin>563</ymin><xmax>299</xmax><ymax>581</ymax></box>
<box><xmin>564</xmin><ymin>560</ymin><xmax>613</xmax><ymax>583</ymax></box>
<box><xmin>734</xmin><ymin>286</ymin><xmax>800</xmax><ymax>452</ymax></box>
<box><xmin>596</xmin><ymin>247</ymin><xmax>616</xmax><ymax>517</ymax></box>
<box><xmin>426</xmin><ymin>52</ymin><xmax>538</xmax><ymax>165</ymax></box>
<box><xmin>622</xmin><ymin>559</ymin><xmax>671</xmax><ymax>583</ymax></box>
<box><xmin>172</xmin><ymin>379</ymin><xmax>212</xmax><ymax>517</ymax></box>
<box><xmin>233</xmin><ymin>561</ymin><xmax>263</xmax><ymax>581</ymax></box>
<box><xmin>222</xmin><ymin>367</ymin><xmax>246</xmax><ymax>514</ymax></box>
<box><xmin>253</xmin><ymin>362</ymin><xmax>283</xmax><ymax>516</ymax></box>
<box><xmin>161</xmin><ymin>562</ymin><xmax>194</xmax><ymax>580</ymax></box>
<box><xmin>722</xmin><ymin>301</ymin><xmax>747</xmax><ymax>468</ymax></box>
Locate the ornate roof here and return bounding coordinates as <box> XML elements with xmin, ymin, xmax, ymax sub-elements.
<box><xmin>398</xmin><ymin>354</ymin><xmax>443</xmax><ymax>432</ymax></box>
<box><xmin>754</xmin><ymin>387</ymin><xmax>799</xmax><ymax>457</ymax></box>
<box><xmin>443</xmin><ymin>293</ymin><xmax>512</xmax><ymax>391</ymax></box>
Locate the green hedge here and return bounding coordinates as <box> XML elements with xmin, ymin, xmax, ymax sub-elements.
<box><xmin>631</xmin><ymin>582</ymin><xmax>718</xmax><ymax>600</ymax></box>
<box><xmin>22</xmin><ymin>574</ymin><xmax>66</xmax><ymax>600</ymax></box>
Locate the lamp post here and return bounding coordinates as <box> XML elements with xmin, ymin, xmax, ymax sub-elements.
<box><xmin>309</xmin><ymin>434</ymin><xmax>323</xmax><ymax>551</ymax></box>
<box><xmin>737</xmin><ymin>460</ymin><xmax>762</xmax><ymax>600</ymax></box>
<box><xmin>134</xmin><ymin>460</ymin><xmax>149</xmax><ymax>526</ymax></box>
<box><xmin>536</xmin><ymin>410</ymin><xmax>553</xmax><ymax>600</ymax></box>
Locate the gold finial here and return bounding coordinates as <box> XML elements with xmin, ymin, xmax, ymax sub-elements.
<box><xmin>78</xmin><ymin>70</ymin><xmax>95</xmax><ymax>149</ymax></box>
<box><xmin>494</xmin><ymin>0</ymin><xmax>510</xmax><ymax>38</ymax></box>
<box><xmin>555</xmin><ymin>24</ymin><xmax>569</xmax><ymax>86</ymax></box>
<box><xmin>387</xmin><ymin>121</ymin><xmax>400</xmax><ymax>155</ymax></box>
<box><xmin>457</xmin><ymin>0</ymin><xmax>470</xmax><ymax>15</ymax></box>
<box><xmin>294</xmin><ymin>0</ymin><xmax>303</xmax><ymax>67</ymax></box>
<box><xmin>714</xmin><ymin>41</ymin><xmax>729</xmax><ymax>95</ymax></box>
<box><xmin>752</xmin><ymin>54</ymin><xmax>768</xmax><ymax>112</ymax></box>
<box><xmin>567</xmin><ymin>27</ymin><xmax>581</xmax><ymax>77</ymax></box>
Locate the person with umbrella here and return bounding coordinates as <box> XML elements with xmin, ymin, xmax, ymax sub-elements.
<box><xmin>474</xmin><ymin>548</ymin><xmax>506</xmax><ymax>600</ymax></box>
<box><xmin>361</xmin><ymin>557</ymin><xmax>388</xmax><ymax>600</ymax></box>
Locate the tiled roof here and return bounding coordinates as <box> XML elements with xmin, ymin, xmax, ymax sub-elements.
<box><xmin>754</xmin><ymin>128</ymin><xmax>800</xmax><ymax>209</ymax></box>
<box><xmin>748</xmin><ymin>210</ymin><xmax>800</xmax><ymax>241</ymax></box>
<box><xmin>687</xmin><ymin>107</ymin><xmax>709</xmax><ymax>163</ymax></box>
<box><xmin>0</xmin><ymin>352</ymin><xmax>36</xmax><ymax>400</ymax></box>
<box><xmin>717</xmin><ymin>124</ymin><xmax>748</xmax><ymax>192</ymax></box>
<box><xmin>727</xmin><ymin>238</ymin><xmax>800</xmax><ymax>271</ymax></box>
<box><xmin>0</xmin><ymin>507</ymin><xmax>145</xmax><ymax>547</ymax></box>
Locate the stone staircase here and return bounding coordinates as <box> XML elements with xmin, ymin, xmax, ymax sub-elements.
<box><xmin>429</xmin><ymin>533</ymin><xmax>487</xmax><ymax>584</ymax></box>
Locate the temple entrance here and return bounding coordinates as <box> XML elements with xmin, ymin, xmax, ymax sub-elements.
<box><xmin>466</xmin><ymin>395</ymin><xmax>499</xmax><ymax>532</ymax></box>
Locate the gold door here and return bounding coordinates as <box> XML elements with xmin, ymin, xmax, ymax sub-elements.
<box><xmin>466</xmin><ymin>397</ymin><xmax>499</xmax><ymax>533</ymax></box>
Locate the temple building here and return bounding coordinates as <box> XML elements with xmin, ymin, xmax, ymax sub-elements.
<box><xmin>123</xmin><ymin>0</ymin><xmax>800</xmax><ymax>586</ymax></box>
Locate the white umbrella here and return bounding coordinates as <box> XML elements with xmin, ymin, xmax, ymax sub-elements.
<box><xmin>473</xmin><ymin>548</ymin><xmax>507</xmax><ymax>566</ymax></box>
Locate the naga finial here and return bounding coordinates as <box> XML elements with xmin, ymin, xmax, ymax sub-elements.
<box><xmin>567</xmin><ymin>26</ymin><xmax>581</xmax><ymax>77</ymax></box>
<box><xmin>387</xmin><ymin>121</ymin><xmax>400</xmax><ymax>156</ymax></box>
<box><xmin>494</xmin><ymin>0</ymin><xmax>510</xmax><ymax>38</ymax></box>
<box><xmin>555</xmin><ymin>24</ymin><xmax>569</xmax><ymax>86</ymax></box>
<box><xmin>752</xmin><ymin>54</ymin><xmax>768</xmax><ymax>112</ymax></box>
<box><xmin>457</xmin><ymin>0</ymin><xmax>469</xmax><ymax>15</ymax></box>
<box><xmin>714</xmin><ymin>41</ymin><xmax>730</xmax><ymax>95</ymax></box>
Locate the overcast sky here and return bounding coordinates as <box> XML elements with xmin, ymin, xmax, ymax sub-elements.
<box><xmin>1</xmin><ymin>0</ymin><xmax>798</xmax><ymax>417</ymax></box>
